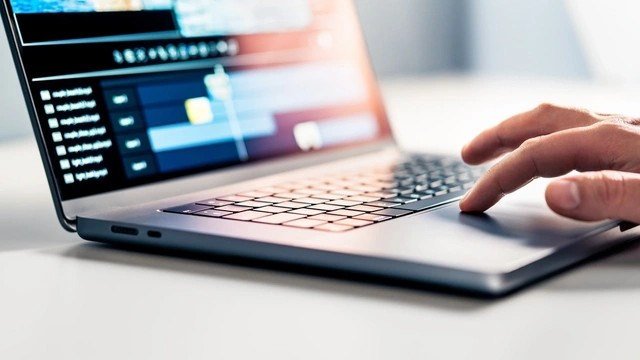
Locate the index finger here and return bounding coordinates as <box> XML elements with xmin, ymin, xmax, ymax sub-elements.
<box><xmin>462</xmin><ymin>104</ymin><xmax>600</xmax><ymax>166</ymax></box>
<box><xmin>459</xmin><ymin>125</ymin><xmax>616</xmax><ymax>212</ymax></box>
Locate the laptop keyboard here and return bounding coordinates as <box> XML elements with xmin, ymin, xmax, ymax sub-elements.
<box><xmin>162</xmin><ymin>155</ymin><xmax>485</xmax><ymax>232</ymax></box>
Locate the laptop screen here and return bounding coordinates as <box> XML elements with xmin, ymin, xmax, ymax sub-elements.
<box><xmin>2</xmin><ymin>0</ymin><xmax>390</xmax><ymax>201</ymax></box>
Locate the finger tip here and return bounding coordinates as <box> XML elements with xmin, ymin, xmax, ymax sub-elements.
<box><xmin>459</xmin><ymin>192</ymin><xmax>478</xmax><ymax>212</ymax></box>
<box><xmin>460</xmin><ymin>143</ymin><xmax>489</xmax><ymax>166</ymax></box>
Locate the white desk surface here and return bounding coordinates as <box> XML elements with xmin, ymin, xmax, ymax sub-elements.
<box><xmin>2</xmin><ymin>76</ymin><xmax>640</xmax><ymax>360</ymax></box>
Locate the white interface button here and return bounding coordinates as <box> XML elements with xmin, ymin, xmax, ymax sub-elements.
<box><xmin>294</xmin><ymin>121</ymin><xmax>323</xmax><ymax>151</ymax></box>
<box><xmin>63</xmin><ymin>173</ymin><xmax>75</xmax><ymax>184</ymax></box>
<box><xmin>124</xmin><ymin>49</ymin><xmax>136</xmax><ymax>63</ymax></box>
<box><xmin>60</xmin><ymin>159</ymin><xmax>70</xmax><ymax>170</ymax></box>
<box><xmin>55</xmin><ymin>145</ymin><xmax>67</xmax><ymax>156</ymax></box>
<box><xmin>44</xmin><ymin>104</ymin><xmax>55</xmax><ymax>114</ymax></box>
<box><xmin>40</xmin><ymin>90</ymin><xmax>51</xmax><ymax>101</ymax></box>
<box><xmin>48</xmin><ymin>118</ymin><xmax>59</xmax><ymax>129</ymax></box>
<box><xmin>52</xmin><ymin>132</ymin><xmax>63</xmax><ymax>142</ymax></box>
<box><xmin>113</xmin><ymin>50</ymin><xmax>124</xmax><ymax>64</ymax></box>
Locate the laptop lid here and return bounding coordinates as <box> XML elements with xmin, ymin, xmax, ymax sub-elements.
<box><xmin>0</xmin><ymin>0</ymin><xmax>393</xmax><ymax>229</ymax></box>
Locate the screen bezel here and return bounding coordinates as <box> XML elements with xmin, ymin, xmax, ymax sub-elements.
<box><xmin>0</xmin><ymin>0</ymin><xmax>396</xmax><ymax>231</ymax></box>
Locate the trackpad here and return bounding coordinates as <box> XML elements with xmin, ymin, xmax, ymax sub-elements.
<box><xmin>456</xmin><ymin>178</ymin><xmax>612</xmax><ymax>239</ymax></box>
<box><xmin>368</xmin><ymin>180</ymin><xmax>616</xmax><ymax>273</ymax></box>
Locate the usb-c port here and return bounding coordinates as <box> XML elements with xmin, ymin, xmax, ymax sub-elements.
<box><xmin>147</xmin><ymin>231</ymin><xmax>162</xmax><ymax>238</ymax></box>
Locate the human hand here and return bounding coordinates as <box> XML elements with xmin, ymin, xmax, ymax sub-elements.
<box><xmin>459</xmin><ymin>103</ymin><xmax>640</xmax><ymax>223</ymax></box>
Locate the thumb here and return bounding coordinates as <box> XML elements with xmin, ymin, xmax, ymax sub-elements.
<box><xmin>545</xmin><ymin>170</ymin><xmax>640</xmax><ymax>223</ymax></box>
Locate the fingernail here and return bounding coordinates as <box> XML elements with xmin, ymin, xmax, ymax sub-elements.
<box><xmin>552</xmin><ymin>180</ymin><xmax>581</xmax><ymax>210</ymax></box>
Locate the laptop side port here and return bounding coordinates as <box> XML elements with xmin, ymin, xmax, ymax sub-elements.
<box><xmin>111</xmin><ymin>225</ymin><xmax>139</xmax><ymax>236</ymax></box>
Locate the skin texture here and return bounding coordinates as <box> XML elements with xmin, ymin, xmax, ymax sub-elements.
<box><xmin>459</xmin><ymin>103</ymin><xmax>640</xmax><ymax>223</ymax></box>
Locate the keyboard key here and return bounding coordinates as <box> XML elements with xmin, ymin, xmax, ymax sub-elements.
<box><xmin>330</xmin><ymin>189</ymin><xmax>361</xmax><ymax>196</ymax></box>
<box><xmin>223</xmin><ymin>211</ymin><xmax>271</xmax><ymax>221</ymax></box>
<box><xmin>347</xmin><ymin>205</ymin><xmax>382</xmax><ymax>213</ymax></box>
<box><xmin>252</xmin><ymin>213</ymin><xmax>306</xmax><ymax>224</ymax></box>
<box><xmin>376</xmin><ymin>181</ymin><xmax>399</xmax><ymax>189</ymax></box>
<box><xmin>334</xmin><ymin>219</ymin><xmax>373</xmax><ymax>228</ymax></box>
<box><xmin>386</xmin><ymin>197</ymin><xmax>416</xmax><ymax>204</ymax></box>
<box><xmin>237</xmin><ymin>191</ymin><xmax>272</xmax><ymax>198</ymax></box>
<box><xmin>288</xmin><ymin>208</ymin><xmax>326</xmax><ymax>216</ymax></box>
<box><xmin>257</xmin><ymin>187</ymin><xmax>288</xmax><ymax>194</ymax></box>
<box><xmin>471</xmin><ymin>169</ymin><xmax>484</xmax><ymax>177</ymax></box>
<box><xmin>308</xmin><ymin>204</ymin><xmax>343</xmax><ymax>211</ymax></box>
<box><xmin>217</xmin><ymin>205</ymin><xmax>254</xmax><ymax>212</ymax></box>
<box><xmin>326</xmin><ymin>200</ymin><xmax>361</xmax><ymax>207</ymax></box>
<box><xmin>327</xmin><ymin>179</ymin><xmax>358</xmax><ymax>187</ymax></box>
<box><xmin>328</xmin><ymin>209</ymin><xmax>365</xmax><ymax>217</ymax></box>
<box><xmin>236</xmin><ymin>201</ymin><xmax>271</xmax><ymax>208</ymax></box>
<box><xmin>399</xmin><ymin>178</ymin><xmax>415</xmax><ymax>186</ymax></box>
<box><xmin>345</xmin><ymin>196</ymin><xmax>380</xmax><ymax>202</ymax></box>
<box><xmin>395</xmin><ymin>190</ymin><xmax>465</xmax><ymax>211</ymax></box>
<box><xmin>396</xmin><ymin>187</ymin><xmax>415</xmax><ymax>195</ymax></box>
<box><xmin>163</xmin><ymin>204</ymin><xmax>211</xmax><ymax>214</ymax></box>
<box><xmin>297</xmin><ymin>188</ymin><xmax>325</xmax><ymax>195</ymax></box>
<box><xmin>372</xmin><ymin>208</ymin><xmax>412</xmax><ymax>217</ymax></box>
<box><xmin>276</xmin><ymin>202</ymin><xmax>309</xmax><ymax>209</ymax></box>
<box><xmin>313</xmin><ymin>184</ymin><xmax>341</xmax><ymax>191</ymax></box>
<box><xmin>278</xmin><ymin>182</ymin><xmax>308</xmax><ymax>190</ymax></box>
<box><xmin>274</xmin><ymin>192</ymin><xmax>308</xmax><ymax>199</ymax></box>
<box><xmin>462</xmin><ymin>182</ymin><xmax>475</xmax><ymax>189</ymax></box>
<box><xmin>314</xmin><ymin>223</ymin><xmax>353</xmax><ymax>232</ymax></box>
<box><xmin>308</xmin><ymin>214</ymin><xmax>346</xmax><ymax>222</ymax></box>
<box><xmin>256</xmin><ymin>206</ymin><xmax>290</xmax><ymax>213</ymax></box>
<box><xmin>293</xmin><ymin>197</ymin><xmax>326</xmax><ymax>205</ymax></box>
<box><xmin>414</xmin><ymin>184</ymin><xmax>430</xmax><ymax>192</ymax></box>
<box><xmin>354</xmin><ymin>214</ymin><xmax>391</xmax><ymax>222</ymax></box>
<box><xmin>193</xmin><ymin>209</ymin><xmax>233</xmax><ymax>218</ymax></box>
<box><xmin>284</xmin><ymin>219</ymin><xmax>327</xmax><ymax>228</ymax></box>
<box><xmin>196</xmin><ymin>199</ymin><xmax>233</xmax><ymax>207</ymax></box>
<box><xmin>295</xmin><ymin>179</ymin><xmax>323</xmax><ymax>187</ymax></box>
<box><xmin>217</xmin><ymin>195</ymin><xmax>254</xmax><ymax>202</ymax></box>
<box><xmin>311</xmin><ymin>193</ymin><xmax>344</xmax><ymax>200</ymax></box>
<box><xmin>256</xmin><ymin>196</ymin><xmax>289</xmax><ymax>203</ymax></box>
<box><xmin>366</xmin><ymin>191</ymin><xmax>397</xmax><ymax>199</ymax></box>
<box><xmin>366</xmin><ymin>201</ymin><xmax>398</xmax><ymax>208</ymax></box>
<box><xmin>348</xmin><ymin>185</ymin><xmax>381</xmax><ymax>192</ymax></box>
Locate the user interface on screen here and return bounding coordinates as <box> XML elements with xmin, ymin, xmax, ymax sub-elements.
<box><xmin>3</xmin><ymin>0</ymin><xmax>389</xmax><ymax>201</ymax></box>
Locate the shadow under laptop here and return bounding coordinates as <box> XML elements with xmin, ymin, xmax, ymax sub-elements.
<box><xmin>48</xmin><ymin>241</ymin><xmax>496</xmax><ymax>311</ymax></box>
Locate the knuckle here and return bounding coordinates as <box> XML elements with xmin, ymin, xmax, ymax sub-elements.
<box><xmin>594</xmin><ymin>171</ymin><xmax>627</xmax><ymax>207</ymax></box>
<box><xmin>594</xmin><ymin>120</ymin><xmax>628</xmax><ymax>134</ymax></box>
<box><xmin>535</xmin><ymin>102</ymin><xmax>559</xmax><ymax>114</ymax></box>
<box><xmin>520</xmin><ymin>136</ymin><xmax>544</xmax><ymax>153</ymax></box>
<box><xmin>590</xmin><ymin>122</ymin><xmax>631</xmax><ymax>167</ymax></box>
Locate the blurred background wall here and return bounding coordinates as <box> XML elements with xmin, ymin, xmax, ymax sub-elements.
<box><xmin>0</xmin><ymin>0</ymin><xmax>608</xmax><ymax>142</ymax></box>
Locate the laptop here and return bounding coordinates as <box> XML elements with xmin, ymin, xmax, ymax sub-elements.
<box><xmin>2</xmin><ymin>0</ymin><xmax>638</xmax><ymax>296</ymax></box>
